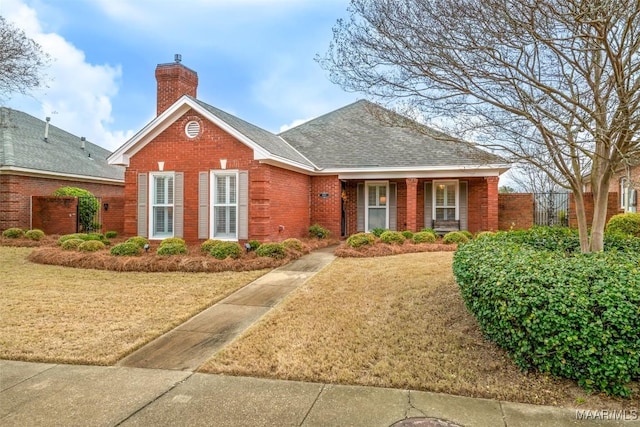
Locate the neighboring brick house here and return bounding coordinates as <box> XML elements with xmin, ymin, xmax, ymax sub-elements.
<box><xmin>0</xmin><ymin>107</ymin><xmax>125</xmax><ymax>231</ymax></box>
<box><xmin>108</xmin><ymin>59</ymin><xmax>510</xmax><ymax>243</ymax></box>
<box><xmin>609</xmin><ymin>162</ymin><xmax>639</xmax><ymax>213</ymax></box>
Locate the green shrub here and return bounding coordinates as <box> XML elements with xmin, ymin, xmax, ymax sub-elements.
<box><xmin>200</xmin><ymin>239</ymin><xmax>222</xmax><ymax>253</ymax></box>
<box><xmin>401</xmin><ymin>230</ymin><xmax>414</xmax><ymax>239</ymax></box>
<box><xmin>412</xmin><ymin>231</ymin><xmax>436</xmax><ymax>243</ymax></box>
<box><xmin>255</xmin><ymin>243</ymin><xmax>287</xmax><ymax>259</ymax></box>
<box><xmin>2</xmin><ymin>228</ymin><xmax>24</xmax><ymax>238</ymax></box>
<box><xmin>309</xmin><ymin>223</ymin><xmax>330</xmax><ymax>239</ymax></box>
<box><xmin>157</xmin><ymin>242</ymin><xmax>187</xmax><ymax>256</ymax></box>
<box><xmin>24</xmin><ymin>229</ymin><xmax>45</xmax><ymax>241</ymax></box>
<box><xmin>371</xmin><ymin>228</ymin><xmax>386</xmax><ymax>238</ymax></box>
<box><xmin>58</xmin><ymin>234</ymin><xmax>83</xmax><ymax>245</ymax></box>
<box><xmin>379</xmin><ymin>230</ymin><xmax>406</xmax><ymax>245</ymax></box>
<box><xmin>282</xmin><ymin>238</ymin><xmax>304</xmax><ymax>252</ymax></box>
<box><xmin>105</xmin><ymin>231</ymin><xmax>118</xmax><ymax>239</ymax></box>
<box><xmin>247</xmin><ymin>240</ymin><xmax>261</xmax><ymax>251</ymax></box>
<box><xmin>460</xmin><ymin>230</ymin><xmax>473</xmax><ymax>240</ymax></box>
<box><xmin>51</xmin><ymin>186</ymin><xmax>99</xmax><ymax>232</ymax></box>
<box><xmin>453</xmin><ymin>230</ymin><xmax>640</xmax><ymax>396</ymax></box>
<box><xmin>209</xmin><ymin>241</ymin><xmax>243</xmax><ymax>260</ymax></box>
<box><xmin>346</xmin><ymin>232</ymin><xmax>375</xmax><ymax>248</ymax></box>
<box><xmin>61</xmin><ymin>238</ymin><xmax>84</xmax><ymax>250</ymax></box>
<box><xmin>160</xmin><ymin>237</ymin><xmax>186</xmax><ymax>247</ymax></box>
<box><xmin>442</xmin><ymin>231</ymin><xmax>469</xmax><ymax>244</ymax></box>
<box><xmin>78</xmin><ymin>240</ymin><xmax>106</xmax><ymax>252</ymax></box>
<box><xmin>475</xmin><ymin>231</ymin><xmax>495</xmax><ymax>239</ymax></box>
<box><xmin>126</xmin><ymin>236</ymin><xmax>149</xmax><ymax>249</ymax></box>
<box><xmin>604</xmin><ymin>232</ymin><xmax>640</xmax><ymax>253</ymax></box>
<box><xmin>420</xmin><ymin>227</ymin><xmax>436</xmax><ymax>234</ymax></box>
<box><xmin>606</xmin><ymin>212</ymin><xmax>640</xmax><ymax>238</ymax></box>
<box><xmin>85</xmin><ymin>233</ymin><xmax>105</xmax><ymax>241</ymax></box>
<box><xmin>110</xmin><ymin>242</ymin><xmax>142</xmax><ymax>256</ymax></box>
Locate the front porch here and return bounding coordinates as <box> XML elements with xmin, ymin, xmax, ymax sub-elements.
<box><xmin>338</xmin><ymin>176</ymin><xmax>500</xmax><ymax>237</ymax></box>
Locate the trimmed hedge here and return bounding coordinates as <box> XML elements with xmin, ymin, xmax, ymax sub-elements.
<box><xmin>255</xmin><ymin>243</ymin><xmax>286</xmax><ymax>259</ymax></box>
<box><xmin>209</xmin><ymin>241</ymin><xmax>243</xmax><ymax>260</ymax></box>
<box><xmin>442</xmin><ymin>231</ymin><xmax>469</xmax><ymax>244</ymax></box>
<box><xmin>453</xmin><ymin>229</ymin><xmax>640</xmax><ymax>396</ymax></box>
<box><xmin>25</xmin><ymin>229</ymin><xmax>45</xmax><ymax>241</ymax></box>
<box><xmin>201</xmin><ymin>239</ymin><xmax>222</xmax><ymax>253</ymax></box>
<box><xmin>412</xmin><ymin>231</ymin><xmax>436</xmax><ymax>244</ymax></box>
<box><xmin>78</xmin><ymin>240</ymin><xmax>106</xmax><ymax>252</ymax></box>
<box><xmin>309</xmin><ymin>224</ymin><xmax>330</xmax><ymax>239</ymax></box>
<box><xmin>282</xmin><ymin>238</ymin><xmax>304</xmax><ymax>252</ymax></box>
<box><xmin>110</xmin><ymin>242</ymin><xmax>142</xmax><ymax>256</ymax></box>
<box><xmin>157</xmin><ymin>242</ymin><xmax>187</xmax><ymax>256</ymax></box>
<box><xmin>346</xmin><ymin>233</ymin><xmax>375</xmax><ymax>248</ymax></box>
<box><xmin>379</xmin><ymin>230</ymin><xmax>406</xmax><ymax>245</ymax></box>
<box><xmin>61</xmin><ymin>238</ymin><xmax>84</xmax><ymax>250</ymax></box>
<box><xmin>126</xmin><ymin>236</ymin><xmax>149</xmax><ymax>249</ymax></box>
<box><xmin>2</xmin><ymin>228</ymin><xmax>24</xmax><ymax>238</ymax></box>
<box><xmin>606</xmin><ymin>212</ymin><xmax>640</xmax><ymax>238</ymax></box>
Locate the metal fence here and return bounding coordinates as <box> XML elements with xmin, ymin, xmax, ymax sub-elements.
<box><xmin>533</xmin><ymin>192</ymin><xmax>570</xmax><ymax>227</ymax></box>
<box><xmin>76</xmin><ymin>196</ymin><xmax>102</xmax><ymax>233</ymax></box>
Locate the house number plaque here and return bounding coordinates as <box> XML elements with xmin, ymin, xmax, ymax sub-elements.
<box><xmin>319</xmin><ymin>192</ymin><xmax>330</xmax><ymax>198</ymax></box>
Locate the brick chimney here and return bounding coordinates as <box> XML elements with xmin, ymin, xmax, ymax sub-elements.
<box><xmin>155</xmin><ymin>54</ymin><xmax>198</xmax><ymax>116</ymax></box>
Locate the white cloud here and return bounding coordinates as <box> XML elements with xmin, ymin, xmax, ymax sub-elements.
<box><xmin>278</xmin><ymin>117</ymin><xmax>312</xmax><ymax>133</ymax></box>
<box><xmin>3</xmin><ymin>0</ymin><xmax>135</xmax><ymax>151</ymax></box>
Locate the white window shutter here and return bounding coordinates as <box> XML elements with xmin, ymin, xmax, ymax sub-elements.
<box><xmin>238</xmin><ymin>171</ymin><xmax>249</xmax><ymax>240</ymax></box>
<box><xmin>137</xmin><ymin>173</ymin><xmax>147</xmax><ymax>237</ymax></box>
<box><xmin>174</xmin><ymin>172</ymin><xmax>184</xmax><ymax>238</ymax></box>
<box><xmin>424</xmin><ymin>182</ymin><xmax>433</xmax><ymax>229</ymax></box>
<box><xmin>389</xmin><ymin>183</ymin><xmax>397</xmax><ymax>230</ymax></box>
<box><xmin>459</xmin><ymin>181</ymin><xmax>468</xmax><ymax>231</ymax></box>
<box><xmin>357</xmin><ymin>183</ymin><xmax>365</xmax><ymax>232</ymax></box>
<box><xmin>198</xmin><ymin>172</ymin><xmax>209</xmax><ymax>239</ymax></box>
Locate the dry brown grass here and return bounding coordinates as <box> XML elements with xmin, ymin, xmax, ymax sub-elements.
<box><xmin>0</xmin><ymin>247</ymin><xmax>268</xmax><ymax>365</ymax></box>
<box><xmin>200</xmin><ymin>252</ymin><xmax>639</xmax><ymax>409</ymax></box>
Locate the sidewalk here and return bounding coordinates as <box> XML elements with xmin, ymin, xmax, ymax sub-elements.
<box><xmin>2</xmin><ymin>360</ymin><xmax>616</xmax><ymax>427</ymax></box>
<box><xmin>1</xmin><ymin>247</ymin><xmax>634</xmax><ymax>426</ymax></box>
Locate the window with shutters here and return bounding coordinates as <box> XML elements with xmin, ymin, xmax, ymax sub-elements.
<box><xmin>211</xmin><ymin>171</ymin><xmax>238</xmax><ymax>239</ymax></box>
<box><xmin>150</xmin><ymin>172</ymin><xmax>174</xmax><ymax>238</ymax></box>
<box><xmin>434</xmin><ymin>180</ymin><xmax>458</xmax><ymax>220</ymax></box>
<box><xmin>365</xmin><ymin>181</ymin><xmax>388</xmax><ymax>231</ymax></box>
<box><xmin>620</xmin><ymin>177</ymin><xmax>628</xmax><ymax>210</ymax></box>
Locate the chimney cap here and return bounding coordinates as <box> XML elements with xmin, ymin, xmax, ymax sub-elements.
<box><xmin>174</xmin><ymin>53</ymin><xmax>182</xmax><ymax>63</ymax></box>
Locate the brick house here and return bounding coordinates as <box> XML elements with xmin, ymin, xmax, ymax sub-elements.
<box><xmin>0</xmin><ymin>107</ymin><xmax>125</xmax><ymax>231</ymax></box>
<box><xmin>108</xmin><ymin>59</ymin><xmax>510</xmax><ymax>242</ymax></box>
<box><xmin>608</xmin><ymin>163</ymin><xmax>639</xmax><ymax>213</ymax></box>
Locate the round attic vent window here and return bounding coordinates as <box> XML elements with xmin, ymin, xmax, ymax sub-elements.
<box><xmin>185</xmin><ymin>120</ymin><xmax>201</xmax><ymax>138</ymax></box>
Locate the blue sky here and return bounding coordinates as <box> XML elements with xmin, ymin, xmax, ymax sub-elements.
<box><xmin>2</xmin><ymin>0</ymin><xmax>358</xmax><ymax>151</ymax></box>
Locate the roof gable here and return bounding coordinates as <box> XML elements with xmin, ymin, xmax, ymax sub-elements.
<box><xmin>108</xmin><ymin>96</ymin><xmax>316</xmax><ymax>171</ymax></box>
<box><xmin>0</xmin><ymin>107</ymin><xmax>124</xmax><ymax>182</ymax></box>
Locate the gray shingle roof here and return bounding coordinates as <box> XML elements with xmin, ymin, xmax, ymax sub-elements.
<box><xmin>191</xmin><ymin>98</ymin><xmax>315</xmax><ymax>169</ymax></box>
<box><xmin>279</xmin><ymin>100</ymin><xmax>506</xmax><ymax>169</ymax></box>
<box><xmin>0</xmin><ymin>107</ymin><xmax>124</xmax><ymax>181</ymax></box>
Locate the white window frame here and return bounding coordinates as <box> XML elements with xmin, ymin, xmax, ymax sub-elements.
<box><xmin>210</xmin><ymin>170</ymin><xmax>239</xmax><ymax>240</ymax></box>
<box><xmin>149</xmin><ymin>172</ymin><xmax>175</xmax><ymax>239</ymax></box>
<box><xmin>364</xmin><ymin>181</ymin><xmax>389</xmax><ymax>231</ymax></box>
<box><xmin>432</xmin><ymin>180</ymin><xmax>459</xmax><ymax>221</ymax></box>
<box><xmin>620</xmin><ymin>177</ymin><xmax>628</xmax><ymax>210</ymax></box>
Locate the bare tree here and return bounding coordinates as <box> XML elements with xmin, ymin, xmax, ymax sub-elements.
<box><xmin>509</xmin><ymin>163</ymin><xmax>564</xmax><ymax>194</ymax></box>
<box><xmin>0</xmin><ymin>16</ymin><xmax>49</xmax><ymax>100</ymax></box>
<box><xmin>320</xmin><ymin>0</ymin><xmax>640</xmax><ymax>252</ymax></box>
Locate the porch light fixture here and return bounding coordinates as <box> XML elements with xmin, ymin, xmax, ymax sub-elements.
<box><xmin>438</xmin><ymin>184</ymin><xmax>446</xmax><ymax>190</ymax></box>
<box><xmin>379</xmin><ymin>195</ymin><xmax>387</xmax><ymax>204</ymax></box>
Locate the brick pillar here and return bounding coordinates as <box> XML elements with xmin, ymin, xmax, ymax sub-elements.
<box><xmin>406</xmin><ymin>178</ymin><xmax>418</xmax><ymax>232</ymax></box>
<box><xmin>486</xmin><ymin>176</ymin><xmax>499</xmax><ymax>231</ymax></box>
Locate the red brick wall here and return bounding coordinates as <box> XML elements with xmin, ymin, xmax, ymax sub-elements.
<box><xmin>568</xmin><ymin>192</ymin><xmax>619</xmax><ymax>228</ymax></box>
<box><xmin>1</xmin><ymin>174</ymin><xmax>123</xmax><ymax>232</ymax></box>
<box><xmin>498</xmin><ymin>193</ymin><xmax>534</xmax><ymax>230</ymax></box>
<box><xmin>101</xmin><ymin>196</ymin><xmax>125</xmax><ymax>235</ymax></box>
<box><xmin>31</xmin><ymin>197</ymin><xmax>78</xmax><ymax>235</ymax></box>
<box><xmin>467</xmin><ymin>177</ymin><xmax>487</xmax><ymax>233</ymax></box>
<box><xmin>310</xmin><ymin>175</ymin><xmax>341</xmax><ymax>238</ymax></box>
<box><xmin>125</xmin><ymin>109</ymin><xmax>312</xmax><ymax>242</ymax></box>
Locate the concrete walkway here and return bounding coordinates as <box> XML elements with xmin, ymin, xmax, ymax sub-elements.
<box><xmin>118</xmin><ymin>246</ymin><xmax>337</xmax><ymax>370</ymax></box>
<box><xmin>1</xmin><ymin>248</ymin><xmax>634</xmax><ymax>426</ymax></box>
<box><xmin>1</xmin><ymin>360</ymin><xmax>623</xmax><ymax>427</ymax></box>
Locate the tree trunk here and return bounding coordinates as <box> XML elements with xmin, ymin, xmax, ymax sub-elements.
<box><xmin>590</xmin><ymin>180</ymin><xmax>611</xmax><ymax>252</ymax></box>
<box><xmin>572</xmin><ymin>190</ymin><xmax>591</xmax><ymax>253</ymax></box>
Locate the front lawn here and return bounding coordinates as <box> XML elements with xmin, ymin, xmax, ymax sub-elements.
<box><xmin>199</xmin><ymin>251</ymin><xmax>639</xmax><ymax>410</ymax></box>
<box><xmin>0</xmin><ymin>247</ymin><xmax>268</xmax><ymax>365</ymax></box>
